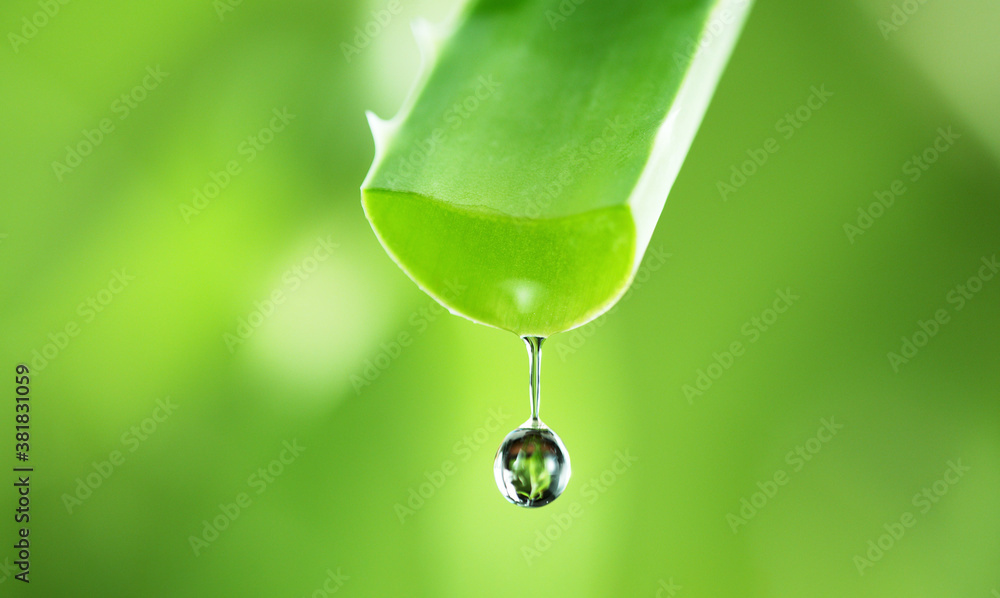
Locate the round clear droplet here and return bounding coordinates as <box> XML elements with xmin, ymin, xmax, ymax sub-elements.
<box><xmin>494</xmin><ymin>423</ymin><xmax>571</xmax><ymax>507</ymax></box>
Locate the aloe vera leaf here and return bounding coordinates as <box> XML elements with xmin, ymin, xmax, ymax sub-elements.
<box><xmin>363</xmin><ymin>0</ymin><xmax>752</xmax><ymax>337</ymax></box>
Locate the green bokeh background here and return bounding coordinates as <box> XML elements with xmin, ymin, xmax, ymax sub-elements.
<box><xmin>2</xmin><ymin>0</ymin><xmax>999</xmax><ymax>596</ymax></box>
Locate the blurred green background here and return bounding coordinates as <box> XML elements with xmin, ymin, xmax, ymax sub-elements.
<box><xmin>2</xmin><ymin>0</ymin><xmax>999</xmax><ymax>596</ymax></box>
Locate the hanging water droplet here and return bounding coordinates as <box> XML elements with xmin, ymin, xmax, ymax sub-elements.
<box><xmin>494</xmin><ymin>336</ymin><xmax>571</xmax><ymax>507</ymax></box>
<box><xmin>494</xmin><ymin>424</ymin><xmax>571</xmax><ymax>507</ymax></box>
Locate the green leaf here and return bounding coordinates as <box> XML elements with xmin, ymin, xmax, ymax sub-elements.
<box><xmin>363</xmin><ymin>0</ymin><xmax>752</xmax><ymax>336</ymax></box>
<box><xmin>510</xmin><ymin>438</ymin><xmax>552</xmax><ymax>499</ymax></box>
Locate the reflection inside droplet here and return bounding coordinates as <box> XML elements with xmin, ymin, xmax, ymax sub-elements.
<box><xmin>494</xmin><ymin>424</ymin><xmax>571</xmax><ymax>507</ymax></box>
